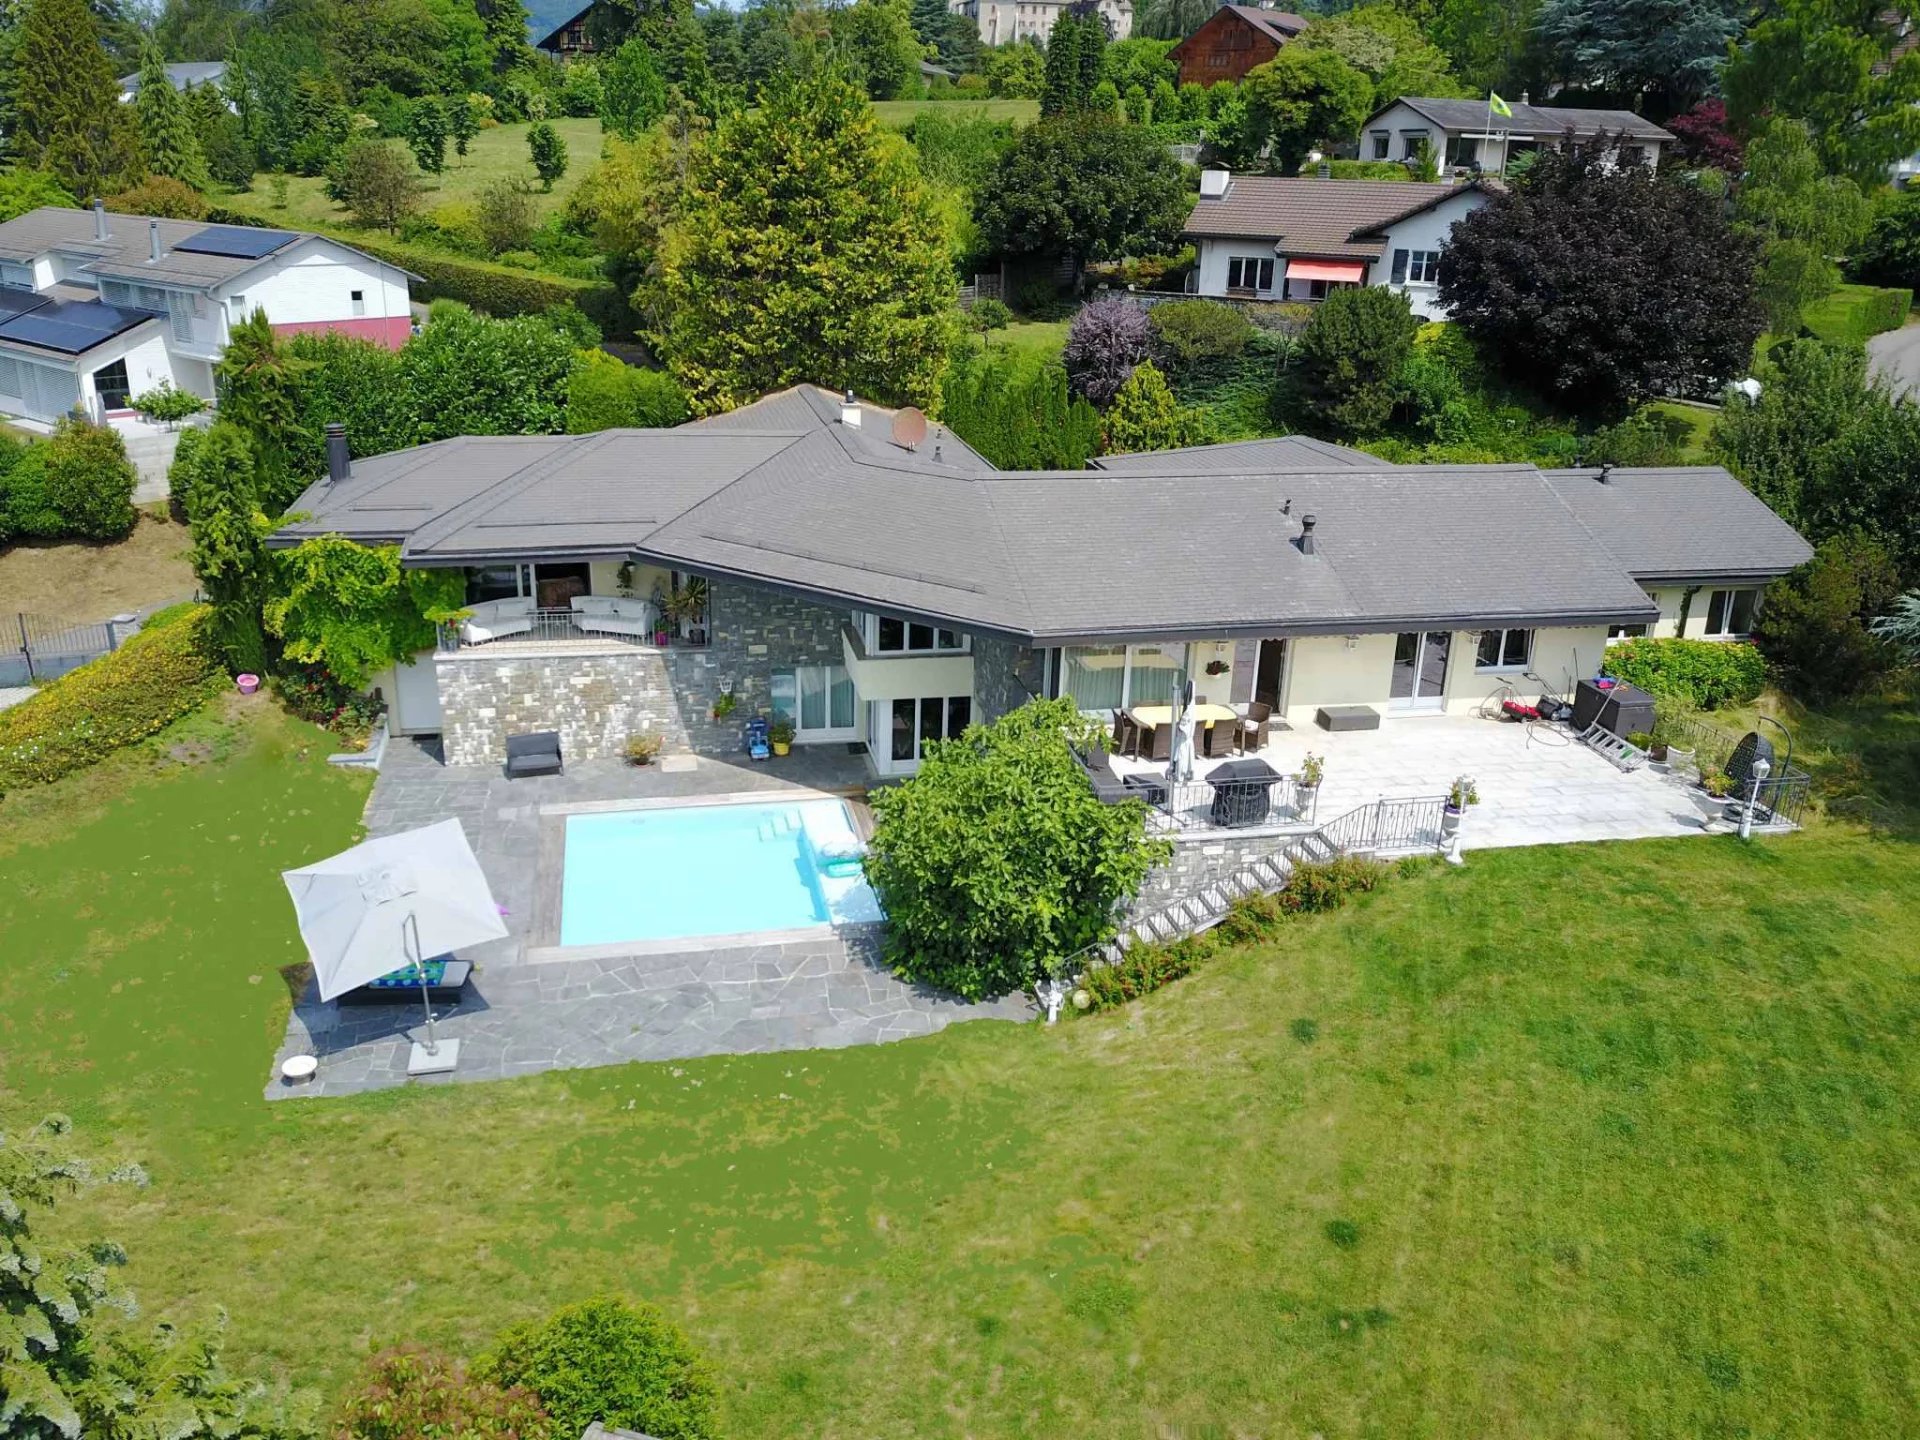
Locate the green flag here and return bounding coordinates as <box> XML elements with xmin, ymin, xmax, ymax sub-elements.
<box><xmin>1489</xmin><ymin>93</ymin><xmax>1514</xmax><ymax>118</ymax></box>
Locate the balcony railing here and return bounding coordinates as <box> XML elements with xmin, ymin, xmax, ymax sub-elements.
<box><xmin>1136</xmin><ymin>774</ymin><xmax>1320</xmax><ymax>832</ymax></box>
<box><xmin>436</xmin><ymin>608</ymin><xmax>710</xmax><ymax>654</ymax></box>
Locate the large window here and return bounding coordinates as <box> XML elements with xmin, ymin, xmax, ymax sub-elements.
<box><xmin>465</xmin><ymin>564</ymin><xmax>525</xmax><ymax>603</ymax></box>
<box><xmin>1226</xmin><ymin>256</ymin><xmax>1274</xmax><ymax>292</ymax></box>
<box><xmin>1059</xmin><ymin>643</ymin><xmax>1189</xmax><ymax>713</ymax></box>
<box><xmin>870</xmin><ymin>613</ymin><xmax>966</xmax><ymax>654</ymax></box>
<box><xmin>887</xmin><ymin>695</ymin><xmax>971</xmax><ymax>764</ymax></box>
<box><xmin>1369</xmin><ymin>131</ymin><xmax>1390</xmax><ymax>160</ymax></box>
<box><xmin>773</xmin><ymin>665</ymin><xmax>857</xmax><ymax>740</ymax></box>
<box><xmin>1475</xmin><ymin>628</ymin><xmax>1533</xmax><ymax>671</ymax></box>
<box><xmin>90</xmin><ymin>359</ymin><xmax>131</xmax><ymax>411</ymax></box>
<box><xmin>1390</xmin><ymin>249</ymin><xmax>1440</xmax><ymax>285</ymax></box>
<box><xmin>1704</xmin><ymin>588</ymin><xmax>1759</xmax><ymax>638</ymax></box>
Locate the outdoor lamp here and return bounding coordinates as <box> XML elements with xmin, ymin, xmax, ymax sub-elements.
<box><xmin>1738</xmin><ymin>755</ymin><xmax>1772</xmax><ymax>842</ymax></box>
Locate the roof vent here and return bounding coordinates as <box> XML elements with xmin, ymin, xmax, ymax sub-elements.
<box><xmin>147</xmin><ymin>219</ymin><xmax>161</xmax><ymax>264</ymax></box>
<box><xmin>93</xmin><ymin>198</ymin><xmax>108</xmax><ymax>241</ymax></box>
<box><xmin>1199</xmin><ymin>167</ymin><xmax>1230</xmax><ymax>199</ymax></box>
<box><xmin>1299</xmin><ymin>513</ymin><xmax>1317</xmax><ymax>556</ymax></box>
<box><xmin>324</xmin><ymin>422</ymin><xmax>350</xmax><ymax>483</ymax></box>
<box><xmin>1597</xmin><ymin>462</ymin><xmax>1613</xmax><ymax>485</ymax></box>
<box><xmin>840</xmin><ymin>388</ymin><xmax>861</xmax><ymax>428</ymax></box>
<box><xmin>1316</xmin><ymin>161</ymin><xmax>1331</xmax><ymax>180</ymax></box>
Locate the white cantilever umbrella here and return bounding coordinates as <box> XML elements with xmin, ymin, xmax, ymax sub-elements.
<box><xmin>1167</xmin><ymin>677</ymin><xmax>1198</xmax><ymax>785</ymax></box>
<box><xmin>282</xmin><ymin>818</ymin><xmax>506</xmax><ymax>1073</ymax></box>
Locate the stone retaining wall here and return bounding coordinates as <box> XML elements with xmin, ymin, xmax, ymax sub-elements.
<box><xmin>438</xmin><ymin>644</ymin><xmax>688</xmax><ymax>766</ymax></box>
<box><xmin>1135</xmin><ymin>827</ymin><xmax>1303</xmax><ymax>910</ymax></box>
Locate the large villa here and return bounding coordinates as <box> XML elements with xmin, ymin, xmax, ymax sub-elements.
<box><xmin>276</xmin><ymin>383</ymin><xmax>1811</xmax><ymax>779</ymax></box>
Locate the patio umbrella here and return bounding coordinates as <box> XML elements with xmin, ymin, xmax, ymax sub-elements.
<box><xmin>1168</xmin><ymin>678</ymin><xmax>1197</xmax><ymax>785</ymax></box>
<box><xmin>281</xmin><ymin>819</ymin><xmax>506</xmax><ymax>1073</ymax></box>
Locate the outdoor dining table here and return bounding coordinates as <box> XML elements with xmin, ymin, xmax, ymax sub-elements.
<box><xmin>1204</xmin><ymin>757</ymin><xmax>1284</xmax><ymax>828</ymax></box>
<box><xmin>1126</xmin><ymin>703</ymin><xmax>1239</xmax><ymax>729</ymax></box>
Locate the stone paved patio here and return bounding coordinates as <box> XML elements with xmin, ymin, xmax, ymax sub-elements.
<box><xmin>1115</xmin><ymin>712</ymin><xmax>1730</xmax><ymax>850</ymax></box>
<box><xmin>267</xmin><ymin>739</ymin><xmax>1030</xmax><ymax>1099</ymax></box>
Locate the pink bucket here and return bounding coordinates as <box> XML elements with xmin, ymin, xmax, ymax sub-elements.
<box><xmin>236</xmin><ymin>673</ymin><xmax>261</xmax><ymax>695</ymax></box>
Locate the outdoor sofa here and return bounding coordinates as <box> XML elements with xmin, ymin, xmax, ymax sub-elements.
<box><xmin>460</xmin><ymin>596</ymin><xmax>535</xmax><ymax>645</ymax></box>
<box><xmin>336</xmin><ymin>957</ymin><xmax>473</xmax><ymax>1006</ymax></box>
<box><xmin>570</xmin><ymin>593</ymin><xmax>655</xmax><ymax>639</ymax></box>
<box><xmin>505</xmin><ymin>731</ymin><xmax>563</xmax><ymax>778</ymax></box>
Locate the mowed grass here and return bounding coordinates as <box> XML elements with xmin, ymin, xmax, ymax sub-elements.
<box><xmin>873</xmin><ymin>97</ymin><xmax>1038</xmax><ymax>128</ymax></box>
<box><xmin>222</xmin><ymin>117</ymin><xmax>606</xmax><ymax>231</ymax></box>
<box><xmin>5</xmin><ymin>702</ymin><xmax>1920</xmax><ymax>1435</ymax></box>
<box><xmin>1643</xmin><ymin>400</ymin><xmax>1719</xmax><ymax>464</ymax></box>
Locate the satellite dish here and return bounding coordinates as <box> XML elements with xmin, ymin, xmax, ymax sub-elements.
<box><xmin>891</xmin><ymin>406</ymin><xmax>929</xmax><ymax>451</ymax></box>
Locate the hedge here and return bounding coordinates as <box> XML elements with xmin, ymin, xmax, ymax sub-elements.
<box><xmin>0</xmin><ymin>606</ymin><xmax>223</xmax><ymax>791</ymax></box>
<box><xmin>202</xmin><ymin>207</ymin><xmax>633</xmax><ymax>337</ymax></box>
<box><xmin>1599</xmin><ymin>636</ymin><xmax>1767</xmax><ymax>710</ymax></box>
<box><xmin>1804</xmin><ymin>283</ymin><xmax>1914</xmax><ymax>348</ymax></box>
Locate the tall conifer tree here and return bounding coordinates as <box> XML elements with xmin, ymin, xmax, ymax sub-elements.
<box><xmin>11</xmin><ymin>0</ymin><xmax>141</xmax><ymax>197</ymax></box>
<box><xmin>134</xmin><ymin>42</ymin><xmax>210</xmax><ymax>189</ymax></box>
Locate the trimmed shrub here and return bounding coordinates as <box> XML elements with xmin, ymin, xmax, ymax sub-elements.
<box><xmin>337</xmin><ymin>1346</ymin><xmax>554</xmax><ymax>1440</ymax></box>
<box><xmin>0</xmin><ymin>444</ymin><xmax>58</xmax><ymax>540</ymax></box>
<box><xmin>1081</xmin><ymin>935</ymin><xmax>1212</xmax><ymax>1010</ymax></box>
<box><xmin>0</xmin><ymin>606</ymin><xmax>222</xmax><ymax>791</ymax></box>
<box><xmin>479</xmin><ymin>1298</ymin><xmax>719</xmax><ymax>1440</ymax></box>
<box><xmin>1600</xmin><ymin>636</ymin><xmax>1767</xmax><ymax>709</ymax></box>
<box><xmin>40</xmin><ymin>418</ymin><xmax>138</xmax><ymax>540</ymax></box>
<box><xmin>566</xmin><ymin>352</ymin><xmax>690</xmax><ymax>432</ymax></box>
<box><xmin>1753</xmin><ymin>534</ymin><xmax>1903</xmax><ymax>701</ymax></box>
<box><xmin>1148</xmin><ymin>299</ymin><xmax>1254</xmax><ymax>378</ymax></box>
<box><xmin>331</xmin><ymin>234</ymin><xmax>630</xmax><ymax>337</ymax></box>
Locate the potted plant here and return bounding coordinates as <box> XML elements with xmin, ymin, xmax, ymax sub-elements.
<box><xmin>1441</xmin><ymin>775</ymin><xmax>1479</xmax><ymax>840</ymax></box>
<box><xmin>768</xmin><ymin>717</ymin><xmax>795</xmax><ymax>757</ymax></box>
<box><xmin>1699</xmin><ymin>767</ymin><xmax>1734</xmax><ymax>798</ymax></box>
<box><xmin>667</xmin><ymin>577</ymin><xmax>710</xmax><ymax>645</ymax></box>
<box><xmin>624</xmin><ymin>731</ymin><xmax>662</xmax><ymax>766</ymax></box>
<box><xmin>712</xmin><ymin>690</ymin><xmax>738</xmax><ymax>723</ymax></box>
<box><xmin>1297</xmin><ymin>752</ymin><xmax>1324</xmax><ymax>792</ymax></box>
<box><xmin>616</xmin><ymin>560</ymin><xmax>637</xmax><ymax>598</ymax></box>
<box><xmin>1204</xmin><ymin>659</ymin><xmax>1231</xmax><ymax>676</ymax></box>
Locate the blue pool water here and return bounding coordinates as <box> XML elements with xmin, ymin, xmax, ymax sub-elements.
<box><xmin>560</xmin><ymin>799</ymin><xmax>880</xmax><ymax>946</ymax></box>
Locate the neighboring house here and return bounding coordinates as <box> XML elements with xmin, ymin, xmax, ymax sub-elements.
<box><xmin>948</xmin><ymin>0</ymin><xmax>1134</xmax><ymax>47</ymax></box>
<box><xmin>271</xmin><ymin>384</ymin><xmax>1810</xmax><ymax>772</ymax></box>
<box><xmin>116</xmin><ymin>59</ymin><xmax>227</xmax><ymax>103</ymax></box>
<box><xmin>535</xmin><ymin>2</ymin><xmax>595</xmax><ymax>57</ymax></box>
<box><xmin>0</xmin><ymin>204</ymin><xmax>414</xmax><ymax>426</ymax></box>
<box><xmin>1183</xmin><ymin>172</ymin><xmax>1491</xmax><ymax>318</ymax></box>
<box><xmin>1361</xmin><ymin>97</ymin><xmax>1673</xmax><ymax>174</ymax></box>
<box><xmin>1167</xmin><ymin>5</ymin><xmax>1308</xmax><ymax>87</ymax></box>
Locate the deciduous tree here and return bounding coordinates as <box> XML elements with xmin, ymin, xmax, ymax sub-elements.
<box><xmin>1438</xmin><ymin>146</ymin><xmax>1763</xmax><ymax>415</ymax></box>
<box><xmin>267</xmin><ymin>537</ymin><xmax>465</xmax><ymax>687</ymax></box>
<box><xmin>1242</xmin><ymin>45</ymin><xmax>1374</xmax><ymax>175</ymax></box>
<box><xmin>406</xmin><ymin>96</ymin><xmax>448</xmax><ymax>174</ymax></box>
<box><xmin>1063</xmin><ymin>296</ymin><xmax>1157</xmax><ymax>405</ymax></box>
<box><xmin>1296</xmin><ymin>4</ymin><xmax>1470</xmax><ymax>111</ymax></box>
<box><xmin>330</xmin><ymin>140</ymin><xmax>424</xmax><ymax>232</ymax></box>
<box><xmin>527</xmin><ymin>119</ymin><xmax>569</xmax><ymax>189</ymax></box>
<box><xmin>977</xmin><ymin>114</ymin><xmax>1188</xmax><ymax>285</ymax></box>
<box><xmin>655</xmin><ymin>68</ymin><xmax>956</xmax><ymax>412</ymax></box>
<box><xmin>599</xmin><ymin>36</ymin><xmax>668</xmax><ymax>138</ymax></box>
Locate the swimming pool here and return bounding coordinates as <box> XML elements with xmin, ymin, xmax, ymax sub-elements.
<box><xmin>559</xmin><ymin>798</ymin><xmax>882</xmax><ymax>946</ymax></box>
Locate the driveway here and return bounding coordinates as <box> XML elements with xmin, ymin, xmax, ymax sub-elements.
<box><xmin>1868</xmin><ymin>323</ymin><xmax>1920</xmax><ymax>399</ymax></box>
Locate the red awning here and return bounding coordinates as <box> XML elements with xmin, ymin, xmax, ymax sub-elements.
<box><xmin>1285</xmin><ymin>259</ymin><xmax>1367</xmax><ymax>284</ymax></box>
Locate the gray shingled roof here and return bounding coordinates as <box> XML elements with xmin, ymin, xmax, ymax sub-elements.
<box><xmin>117</xmin><ymin>60</ymin><xmax>227</xmax><ymax>93</ymax></box>
<box><xmin>1182</xmin><ymin>178</ymin><xmax>1470</xmax><ymax>255</ymax></box>
<box><xmin>1386</xmin><ymin>97</ymin><xmax>1675</xmax><ymax>143</ymax></box>
<box><xmin>1091</xmin><ymin>436</ymin><xmax>1376</xmax><ymax>473</ymax></box>
<box><xmin>275</xmin><ymin>385</ymin><xmax>1808</xmax><ymax>641</ymax></box>
<box><xmin>1543</xmin><ymin>467</ymin><xmax>1814</xmax><ymax>582</ymax></box>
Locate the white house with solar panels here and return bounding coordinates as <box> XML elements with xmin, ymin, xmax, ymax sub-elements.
<box><xmin>0</xmin><ymin>202</ymin><xmax>415</xmax><ymax>427</ymax></box>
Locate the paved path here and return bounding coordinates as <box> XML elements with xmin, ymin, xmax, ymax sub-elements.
<box><xmin>268</xmin><ymin>739</ymin><xmax>1031</xmax><ymax>1099</ymax></box>
<box><xmin>1868</xmin><ymin>323</ymin><xmax>1920</xmax><ymax>400</ymax></box>
<box><xmin>0</xmin><ymin>686</ymin><xmax>35</xmax><ymax>712</ymax></box>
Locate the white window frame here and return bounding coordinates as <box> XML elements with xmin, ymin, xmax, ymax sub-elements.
<box><xmin>1405</xmin><ymin>250</ymin><xmax>1439</xmax><ymax>285</ymax></box>
<box><xmin>862</xmin><ymin>611</ymin><xmax>969</xmax><ymax>656</ymax></box>
<box><xmin>350</xmin><ymin>288</ymin><xmax>366</xmax><ymax>317</ymax></box>
<box><xmin>1474</xmin><ymin>628</ymin><xmax>1533</xmax><ymax>672</ymax></box>
<box><xmin>1369</xmin><ymin>130</ymin><xmax>1390</xmax><ymax>160</ymax></box>
<box><xmin>1606</xmin><ymin>621</ymin><xmax>1648</xmax><ymax>645</ymax></box>
<box><xmin>772</xmin><ymin>664</ymin><xmax>858</xmax><ymax>742</ymax></box>
<box><xmin>1703</xmin><ymin>587</ymin><xmax>1760</xmax><ymax>639</ymax></box>
<box><xmin>1226</xmin><ymin>255</ymin><xmax>1274</xmax><ymax>293</ymax></box>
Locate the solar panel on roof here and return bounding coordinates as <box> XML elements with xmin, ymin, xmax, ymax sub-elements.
<box><xmin>0</xmin><ymin>289</ymin><xmax>51</xmax><ymax>319</ymax></box>
<box><xmin>0</xmin><ymin>298</ymin><xmax>146</xmax><ymax>355</ymax></box>
<box><xmin>172</xmin><ymin>224</ymin><xmax>298</xmax><ymax>260</ymax></box>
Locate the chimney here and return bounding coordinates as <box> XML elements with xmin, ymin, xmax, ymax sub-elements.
<box><xmin>148</xmin><ymin>220</ymin><xmax>161</xmax><ymax>264</ymax></box>
<box><xmin>1520</xmin><ymin>91</ymin><xmax>1530</xmax><ymax>106</ymax></box>
<box><xmin>1317</xmin><ymin>161</ymin><xmax>1331</xmax><ymax>179</ymax></box>
<box><xmin>93</xmin><ymin>198</ymin><xmax>108</xmax><ymax>241</ymax></box>
<box><xmin>839</xmin><ymin>388</ymin><xmax>862</xmax><ymax>428</ymax></box>
<box><xmin>1199</xmin><ymin>167</ymin><xmax>1231</xmax><ymax>199</ymax></box>
<box><xmin>1299</xmin><ymin>513</ymin><xmax>1317</xmax><ymax>555</ymax></box>
<box><xmin>324</xmin><ymin>422</ymin><xmax>350</xmax><ymax>483</ymax></box>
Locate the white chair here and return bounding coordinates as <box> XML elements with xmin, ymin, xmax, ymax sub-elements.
<box><xmin>459</xmin><ymin>596</ymin><xmax>535</xmax><ymax>644</ymax></box>
<box><xmin>571</xmin><ymin>593</ymin><xmax>654</xmax><ymax>638</ymax></box>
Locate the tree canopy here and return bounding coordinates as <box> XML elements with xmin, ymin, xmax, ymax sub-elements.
<box><xmin>11</xmin><ymin>0</ymin><xmax>141</xmax><ymax>196</ymax></box>
<box><xmin>1438</xmin><ymin>147</ymin><xmax>1763</xmax><ymax>415</ymax></box>
<box><xmin>1242</xmin><ymin>45</ymin><xmax>1376</xmax><ymax>176</ymax></box>
<box><xmin>133</xmin><ymin>41</ymin><xmax>211</xmax><ymax>187</ymax></box>
<box><xmin>1534</xmin><ymin>0</ymin><xmax>1741</xmax><ymax>115</ymax></box>
<box><xmin>654</xmin><ymin>68</ymin><xmax>956</xmax><ymax>413</ymax></box>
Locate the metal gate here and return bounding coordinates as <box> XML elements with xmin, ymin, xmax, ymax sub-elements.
<box><xmin>2</xmin><ymin>611</ymin><xmax>138</xmax><ymax>686</ymax></box>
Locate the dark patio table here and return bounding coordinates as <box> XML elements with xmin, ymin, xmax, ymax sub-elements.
<box><xmin>1205</xmin><ymin>758</ymin><xmax>1283</xmax><ymax>827</ymax></box>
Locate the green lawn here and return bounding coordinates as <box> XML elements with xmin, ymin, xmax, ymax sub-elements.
<box><xmin>1644</xmin><ymin>400</ymin><xmax>1719</xmax><ymax>464</ymax></box>
<box><xmin>873</xmin><ymin>97</ymin><xmax>1038</xmax><ymax>128</ymax></box>
<box><xmin>221</xmin><ymin>117</ymin><xmax>606</xmax><ymax>231</ymax></box>
<box><xmin>6</xmin><ymin>699</ymin><xmax>1920</xmax><ymax>1436</ymax></box>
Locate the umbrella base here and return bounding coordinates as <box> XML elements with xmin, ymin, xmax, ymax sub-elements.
<box><xmin>408</xmin><ymin>1038</ymin><xmax>461</xmax><ymax>1076</ymax></box>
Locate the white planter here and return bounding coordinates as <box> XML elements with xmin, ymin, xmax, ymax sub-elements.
<box><xmin>1441</xmin><ymin>807</ymin><xmax>1464</xmax><ymax>839</ymax></box>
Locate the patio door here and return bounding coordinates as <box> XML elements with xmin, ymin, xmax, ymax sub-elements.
<box><xmin>1254</xmin><ymin>639</ymin><xmax>1288</xmax><ymax>712</ymax></box>
<box><xmin>1389</xmin><ymin>631</ymin><xmax>1450</xmax><ymax>712</ymax></box>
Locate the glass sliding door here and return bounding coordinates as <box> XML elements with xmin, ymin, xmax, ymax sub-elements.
<box><xmin>1126</xmin><ymin>644</ymin><xmax>1188</xmax><ymax>710</ymax></box>
<box><xmin>1061</xmin><ymin>644</ymin><xmax>1126</xmax><ymax>712</ymax></box>
<box><xmin>872</xmin><ymin>695</ymin><xmax>972</xmax><ymax>775</ymax></box>
<box><xmin>1390</xmin><ymin>631</ymin><xmax>1451</xmax><ymax>711</ymax></box>
<box><xmin>776</xmin><ymin>665</ymin><xmax>857</xmax><ymax>742</ymax></box>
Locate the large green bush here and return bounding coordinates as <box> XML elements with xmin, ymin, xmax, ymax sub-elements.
<box><xmin>1600</xmin><ymin>636</ymin><xmax>1768</xmax><ymax>709</ymax></box>
<box><xmin>1753</xmin><ymin>534</ymin><xmax>1903</xmax><ymax>701</ymax></box>
<box><xmin>1296</xmin><ymin>286</ymin><xmax>1420</xmax><ymax>438</ymax></box>
<box><xmin>339</xmin><ymin>1347</ymin><xmax>554</xmax><ymax>1440</ymax></box>
<box><xmin>864</xmin><ymin>698</ymin><xmax>1172</xmax><ymax>999</ymax></box>
<box><xmin>0</xmin><ymin>419</ymin><xmax>137</xmax><ymax>542</ymax></box>
<box><xmin>1148</xmin><ymin>299</ymin><xmax>1255</xmax><ymax>379</ymax></box>
<box><xmin>0</xmin><ymin>606</ymin><xmax>222</xmax><ymax>791</ymax></box>
<box><xmin>479</xmin><ymin>1298</ymin><xmax>719</xmax><ymax>1440</ymax></box>
<box><xmin>940</xmin><ymin>356</ymin><xmax>1101</xmax><ymax>469</ymax></box>
<box><xmin>565</xmin><ymin>351</ymin><xmax>690</xmax><ymax>432</ymax></box>
<box><xmin>396</xmin><ymin>307</ymin><xmax>577</xmax><ymax>442</ymax></box>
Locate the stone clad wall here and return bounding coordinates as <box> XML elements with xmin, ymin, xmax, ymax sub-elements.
<box><xmin>972</xmin><ymin>634</ymin><xmax>1045</xmax><ymax>722</ymax></box>
<box><xmin>1134</xmin><ymin>828</ymin><xmax>1300</xmax><ymax>910</ymax></box>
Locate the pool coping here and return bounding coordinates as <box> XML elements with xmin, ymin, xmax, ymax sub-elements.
<box><xmin>530</xmin><ymin>786</ymin><xmax>878</xmax><ymax>959</ymax></box>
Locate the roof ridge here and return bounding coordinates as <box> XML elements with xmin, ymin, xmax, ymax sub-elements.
<box><xmin>404</xmin><ymin>432</ymin><xmax>611</xmax><ymax>553</ymax></box>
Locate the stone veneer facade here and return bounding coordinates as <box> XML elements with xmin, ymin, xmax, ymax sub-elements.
<box><xmin>436</xmin><ymin>576</ymin><xmax>1041</xmax><ymax>768</ymax></box>
<box><xmin>1134</xmin><ymin>827</ymin><xmax>1304</xmax><ymax>909</ymax></box>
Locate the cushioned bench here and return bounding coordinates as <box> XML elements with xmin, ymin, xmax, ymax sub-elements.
<box><xmin>570</xmin><ymin>593</ymin><xmax>655</xmax><ymax>638</ymax></box>
<box><xmin>1316</xmin><ymin>705</ymin><xmax>1382</xmax><ymax>732</ymax></box>
<box><xmin>337</xmin><ymin>958</ymin><xmax>473</xmax><ymax>1006</ymax></box>
<box><xmin>460</xmin><ymin>596</ymin><xmax>534</xmax><ymax>644</ymax></box>
<box><xmin>505</xmin><ymin>730</ymin><xmax>563</xmax><ymax>778</ymax></box>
